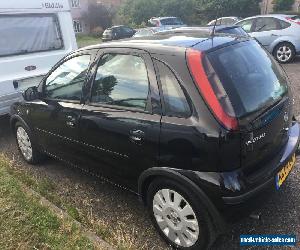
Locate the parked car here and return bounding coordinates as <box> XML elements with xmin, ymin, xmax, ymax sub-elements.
<box><xmin>11</xmin><ymin>33</ymin><xmax>299</xmax><ymax>250</ymax></box>
<box><xmin>157</xmin><ymin>25</ymin><xmax>249</xmax><ymax>37</ymax></box>
<box><xmin>148</xmin><ymin>16</ymin><xmax>186</xmax><ymax>27</ymax></box>
<box><xmin>236</xmin><ymin>14</ymin><xmax>300</xmax><ymax>63</ymax></box>
<box><xmin>133</xmin><ymin>27</ymin><xmax>174</xmax><ymax>38</ymax></box>
<box><xmin>0</xmin><ymin>0</ymin><xmax>77</xmax><ymax>116</ymax></box>
<box><xmin>208</xmin><ymin>16</ymin><xmax>242</xmax><ymax>26</ymax></box>
<box><xmin>102</xmin><ymin>25</ymin><xmax>136</xmax><ymax>42</ymax></box>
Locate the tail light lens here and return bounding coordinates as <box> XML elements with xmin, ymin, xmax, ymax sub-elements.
<box><xmin>187</xmin><ymin>49</ymin><xmax>238</xmax><ymax>130</ymax></box>
<box><xmin>285</xmin><ymin>17</ymin><xmax>300</xmax><ymax>25</ymax></box>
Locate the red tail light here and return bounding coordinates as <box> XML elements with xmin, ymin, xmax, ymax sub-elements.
<box><xmin>285</xmin><ymin>17</ymin><xmax>300</xmax><ymax>25</ymax></box>
<box><xmin>187</xmin><ymin>49</ymin><xmax>238</xmax><ymax>130</ymax></box>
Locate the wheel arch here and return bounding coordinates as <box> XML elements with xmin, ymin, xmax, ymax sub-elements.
<box><xmin>10</xmin><ymin>114</ymin><xmax>30</xmax><ymax>132</ymax></box>
<box><xmin>138</xmin><ymin>167</ymin><xmax>226</xmax><ymax>234</ymax></box>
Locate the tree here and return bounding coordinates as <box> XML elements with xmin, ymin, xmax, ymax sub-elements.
<box><xmin>273</xmin><ymin>0</ymin><xmax>295</xmax><ymax>12</ymax></box>
<box><xmin>195</xmin><ymin>0</ymin><xmax>261</xmax><ymax>22</ymax></box>
<box><xmin>118</xmin><ymin>0</ymin><xmax>261</xmax><ymax>26</ymax></box>
<box><xmin>82</xmin><ymin>3</ymin><xmax>113</xmax><ymax>31</ymax></box>
<box><xmin>118</xmin><ymin>0</ymin><xmax>199</xmax><ymax>26</ymax></box>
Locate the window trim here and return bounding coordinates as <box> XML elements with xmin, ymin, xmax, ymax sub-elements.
<box><xmin>87</xmin><ymin>50</ymin><xmax>153</xmax><ymax>114</ymax></box>
<box><xmin>41</xmin><ymin>53</ymin><xmax>92</xmax><ymax>103</ymax></box>
<box><xmin>153</xmin><ymin>58</ymin><xmax>192</xmax><ymax>119</ymax></box>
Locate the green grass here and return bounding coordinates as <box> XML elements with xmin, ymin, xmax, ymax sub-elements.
<box><xmin>0</xmin><ymin>157</ymin><xmax>94</xmax><ymax>250</ymax></box>
<box><xmin>1</xmin><ymin>155</ymin><xmax>141</xmax><ymax>249</ymax></box>
<box><xmin>76</xmin><ymin>34</ymin><xmax>102</xmax><ymax>48</ymax></box>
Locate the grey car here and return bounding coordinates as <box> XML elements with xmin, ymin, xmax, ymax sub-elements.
<box><xmin>236</xmin><ymin>14</ymin><xmax>300</xmax><ymax>63</ymax></box>
<box><xmin>133</xmin><ymin>27</ymin><xmax>173</xmax><ymax>38</ymax></box>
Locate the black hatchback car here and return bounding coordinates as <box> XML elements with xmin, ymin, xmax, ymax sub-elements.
<box><xmin>102</xmin><ymin>25</ymin><xmax>135</xmax><ymax>42</ymax></box>
<box><xmin>11</xmin><ymin>33</ymin><xmax>300</xmax><ymax>249</ymax></box>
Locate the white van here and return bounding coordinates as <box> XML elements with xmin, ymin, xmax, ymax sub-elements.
<box><xmin>0</xmin><ymin>0</ymin><xmax>77</xmax><ymax>115</ymax></box>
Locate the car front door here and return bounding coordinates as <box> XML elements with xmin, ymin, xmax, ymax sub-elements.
<box><xmin>78</xmin><ymin>48</ymin><xmax>161</xmax><ymax>190</ymax></box>
<box><xmin>30</xmin><ymin>52</ymin><xmax>94</xmax><ymax>164</ymax></box>
<box><xmin>250</xmin><ymin>17</ymin><xmax>282</xmax><ymax>50</ymax></box>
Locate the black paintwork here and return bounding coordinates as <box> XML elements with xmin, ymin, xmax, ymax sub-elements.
<box><xmin>102</xmin><ymin>25</ymin><xmax>136</xmax><ymax>42</ymax></box>
<box><xmin>10</xmin><ymin>34</ymin><xmax>300</xmax><ymax>230</ymax></box>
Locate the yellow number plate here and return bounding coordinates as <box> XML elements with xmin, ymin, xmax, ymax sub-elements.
<box><xmin>276</xmin><ymin>154</ymin><xmax>296</xmax><ymax>190</ymax></box>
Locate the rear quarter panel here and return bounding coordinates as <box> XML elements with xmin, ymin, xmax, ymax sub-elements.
<box><xmin>153</xmin><ymin>51</ymin><xmax>241</xmax><ymax>173</ymax></box>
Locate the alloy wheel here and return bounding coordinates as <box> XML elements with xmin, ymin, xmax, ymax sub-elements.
<box><xmin>153</xmin><ymin>188</ymin><xmax>200</xmax><ymax>248</ymax></box>
<box><xmin>16</xmin><ymin>127</ymin><xmax>33</xmax><ymax>161</ymax></box>
<box><xmin>276</xmin><ymin>45</ymin><xmax>292</xmax><ymax>63</ymax></box>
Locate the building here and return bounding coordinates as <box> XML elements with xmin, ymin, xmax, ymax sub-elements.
<box><xmin>261</xmin><ymin>0</ymin><xmax>300</xmax><ymax>14</ymax></box>
<box><xmin>69</xmin><ymin>0</ymin><xmax>123</xmax><ymax>34</ymax></box>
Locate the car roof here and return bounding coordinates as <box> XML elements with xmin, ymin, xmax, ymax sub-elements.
<box><xmin>82</xmin><ymin>33</ymin><xmax>251</xmax><ymax>54</ymax></box>
<box><xmin>151</xmin><ymin>16</ymin><xmax>178</xmax><ymax>20</ymax></box>
<box><xmin>137</xmin><ymin>27</ymin><xmax>164</xmax><ymax>32</ymax></box>
<box><xmin>239</xmin><ymin>14</ymin><xmax>297</xmax><ymax>21</ymax></box>
<box><xmin>108</xmin><ymin>25</ymin><xmax>127</xmax><ymax>29</ymax></box>
<box><xmin>167</xmin><ymin>25</ymin><xmax>241</xmax><ymax>32</ymax></box>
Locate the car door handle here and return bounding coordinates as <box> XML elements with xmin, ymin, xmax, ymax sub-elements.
<box><xmin>271</xmin><ymin>34</ymin><xmax>278</xmax><ymax>36</ymax></box>
<box><xmin>66</xmin><ymin>115</ymin><xmax>77</xmax><ymax>128</ymax></box>
<box><xmin>129</xmin><ymin>129</ymin><xmax>145</xmax><ymax>144</ymax></box>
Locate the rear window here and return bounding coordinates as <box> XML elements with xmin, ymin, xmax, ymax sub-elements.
<box><xmin>207</xmin><ymin>41</ymin><xmax>288</xmax><ymax>118</ymax></box>
<box><xmin>0</xmin><ymin>14</ymin><xmax>63</xmax><ymax>57</ymax></box>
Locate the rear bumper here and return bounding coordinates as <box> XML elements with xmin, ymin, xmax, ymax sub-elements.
<box><xmin>179</xmin><ymin>122</ymin><xmax>300</xmax><ymax>218</ymax></box>
<box><xmin>222</xmin><ymin>122</ymin><xmax>300</xmax><ymax>205</ymax></box>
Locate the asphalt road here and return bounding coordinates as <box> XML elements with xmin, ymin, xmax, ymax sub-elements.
<box><xmin>0</xmin><ymin>58</ymin><xmax>300</xmax><ymax>249</ymax></box>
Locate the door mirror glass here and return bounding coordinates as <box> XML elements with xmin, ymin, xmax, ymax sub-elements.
<box><xmin>23</xmin><ymin>86</ymin><xmax>40</xmax><ymax>101</ymax></box>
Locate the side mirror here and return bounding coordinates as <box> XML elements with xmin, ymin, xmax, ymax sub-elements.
<box><xmin>22</xmin><ymin>87</ymin><xmax>41</xmax><ymax>101</ymax></box>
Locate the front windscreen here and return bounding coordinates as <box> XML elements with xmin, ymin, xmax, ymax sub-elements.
<box><xmin>208</xmin><ymin>40</ymin><xmax>288</xmax><ymax>118</ymax></box>
<box><xmin>0</xmin><ymin>14</ymin><xmax>63</xmax><ymax>57</ymax></box>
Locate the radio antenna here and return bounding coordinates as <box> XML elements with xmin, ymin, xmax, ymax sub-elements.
<box><xmin>210</xmin><ymin>0</ymin><xmax>221</xmax><ymax>37</ymax></box>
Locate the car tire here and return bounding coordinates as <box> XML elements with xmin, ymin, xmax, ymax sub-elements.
<box><xmin>273</xmin><ymin>42</ymin><xmax>295</xmax><ymax>64</ymax></box>
<box><xmin>15</xmin><ymin>121</ymin><xmax>44</xmax><ymax>164</ymax></box>
<box><xmin>146</xmin><ymin>178</ymin><xmax>213</xmax><ymax>250</ymax></box>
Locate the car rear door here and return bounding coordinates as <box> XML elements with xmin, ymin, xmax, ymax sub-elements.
<box><xmin>78</xmin><ymin>48</ymin><xmax>161</xmax><ymax>190</ymax></box>
<box><xmin>250</xmin><ymin>17</ymin><xmax>283</xmax><ymax>50</ymax></box>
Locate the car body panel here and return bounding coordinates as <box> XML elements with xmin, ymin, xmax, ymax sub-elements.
<box><xmin>102</xmin><ymin>25</ymin><xmax>135</xmax><ymax>42</ymax></box>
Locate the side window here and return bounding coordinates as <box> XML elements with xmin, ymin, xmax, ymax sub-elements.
<box><xmin>223</xmin><ymin>18</ymin><xmax>233</xmax><ymax>25</ymax></box>
<box><xmin>254</xmin><ymin>18</ymin><xmax>279</xmax><ymax>32</ymax></box>
<box><xmin>91</xmin><ymin>54</ymin><xmax>149</xmax><ymax>110</ymax></box>
<box><xmin>123</xmin><ymin>27</ymin><xmax>133</xmax><ymax>33</ymax></box>
<box><xmin>238</xmin><ymin>19</ymin><xmax>254</xmax><ymax>33</ymax></box>
<box><xmin>155</xmin><ymin>60</ymin><xmax>190</xmax><ymax>117</ymax></box>
<box><xmin>45</xmin><ymin>55</ymin><xmax>90</xmax><ymax>101</ymax></box>
<box><xmin>279</xmin><ymin>20</ymin><xmax>291</xmax><ymax>29</ymax></box>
